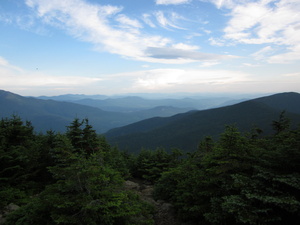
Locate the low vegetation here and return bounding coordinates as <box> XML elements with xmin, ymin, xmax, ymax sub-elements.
<box><xmin>1</xmin><ymin>113</ymin><xmax>300</xmax><ymax>224</ymax></box>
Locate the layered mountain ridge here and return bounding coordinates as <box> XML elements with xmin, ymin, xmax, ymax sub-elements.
<box><xmin>105</xmin><ymin>92</ymin><xmax>300</xmax><ymax>152</ymax></box>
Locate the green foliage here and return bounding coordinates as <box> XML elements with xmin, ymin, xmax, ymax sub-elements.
<box><xmin>107</xmin><ymin>93</ymin><xmax>300</xmax><ymax>153</ymax></box>
<box><xmin>133</xmin><ymin>148</ymin><xmax>182</xmax><ymax>183</ymax></box>
<box><xmin>35</xmin><ymin>153</ymin><xmax>148</xmax><ymax>225</ymax></box>
<box><xmin>272</xmin><ymin>111</ymin><xmax>291</xmax><ymax>134</ymax></box>
<box><xmin>0</xmin><ymin>187</ymin><xmax>28</xmax><ymax>210</ymax></box>
<box><xmin>66</xmin><ymin>118</ymin><xmax>100</xmax><ymax>155</ymax></box>
<box><xmin>0</xmin><ymin>116</ymin><xmax>35</xmax><ymax>185</ymax></box>
<box><xmin>1</xmin><ymin>117</ymin><xmax>154</xmax><ymax>225</ymax></box>
<box><xmin>2</xmin><ymin>114</ymin><xmax>300</xmax><ymax>225</ymax></box>
<box><xmin>154</xmin><ymin>124</ymin><xmax>300</xmax><ymax>225</ymax></box>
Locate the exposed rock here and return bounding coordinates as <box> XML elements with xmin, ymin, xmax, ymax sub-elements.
<box><xmin>141</xmin><ymin>186</ymin><xmax>154</xmax><ymax>197</ymax></box>
<box><xmin>0</xmin><ymin>215</ymin><xmax>5</xmax><ymax>225</ymax></box>
<box><xmin>6</xmin><ymin>203</ymin><xmax>20</xmax><ymax>211</ymax></box>
<box><xmin>124</xmin><ymin>180</ymin><xmax>140</xmax><ymax>191</ymax></box>
<box><xmin>0</xmin><ymin>203</ymin><xmax>20</xmax><ymax>225</ymax></box>
<box><xmin>154</xmin><ymin>201</ymin><xmax>180</xmax><ymax>225</ymax></box>
<box><xmin>125</xmin><ymin>179</ymin><xmax>181</xmax><ymax>225</ymax></box>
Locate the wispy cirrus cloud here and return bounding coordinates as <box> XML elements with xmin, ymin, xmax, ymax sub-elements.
<box><xmin>208</xmin><ymin>0</ymin><xmax>300</xmax><ymax>63</ymax></box>
<box><xmin>154</xmin><ymin>11</ymin><xmax>186</xmax><ymax>30</ymax></box>
<box><xmin>115</xmin><ymin>14</ymin><xmax>143</xmax><ymax>29</ymax></box>
<box><xmin>142</xmin><ymin>14</ymin><xmax>156</xmax><ymax>28</ymax></box>
<box><xmin>23</xmin><ymin>0</ymin><xmax>233</xmax><ymax>64</ymax></box>
<box><xmin>0</xmin><ymin>56</ymin><xmax>23</xmax><ymax>72</ymax></box>
<box><xmin>251</xmin><ymin>46</ymin><xmax>274</xmax><ymax>61</ymax></box>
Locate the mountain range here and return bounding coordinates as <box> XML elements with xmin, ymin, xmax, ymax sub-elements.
<box><xmin>1</xmin><ymin>90</ymin><xmax>202</xmax><ymax>133</ymax></box>
<box><xmin>0</xmin><ymin>90</ymin><xmax>226</xmax><ymax>133</ymax></box>
<box><xmin>105</xmin><ymin>92</ymin><xmax>300</xmax><ymax>153</ymax></box>
<box><xmin>36</xmin><ymin>94</ymin><xmax>246</xmax><ymax>112</ymax></box>
<box><xmin>2</xmin><ymin>90</ymin><xmax>300</xmax><ymax>153</ymax></box>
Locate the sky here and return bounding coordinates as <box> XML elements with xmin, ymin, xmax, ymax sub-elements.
<box><xmin>0</xmin><ymin>0</ymin><xmax>300</xmax><ymax>96</ymax></box>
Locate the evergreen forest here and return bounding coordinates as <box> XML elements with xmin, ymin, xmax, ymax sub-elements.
<box><xmin>0</xmin><ymin>113</ymin><xmax>300</xmax><ymax>225</ymax></box>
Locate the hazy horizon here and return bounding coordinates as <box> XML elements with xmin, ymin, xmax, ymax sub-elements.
<box><xmin>1</xmin><ymin>0</ymin><xmax>300</xmax><ymax>96</ymax></box>
<box><xmin>2</xmin><ymin>88</ymin><xmax>275</xmax><ymax>100</ymax></box>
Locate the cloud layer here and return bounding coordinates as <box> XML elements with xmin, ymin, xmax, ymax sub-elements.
<box><xmin>212</xmin><ymin>0</ymin><xmax>300</xmax><ymax>63</ymax></box>
<box><xmin>1</xmin><ymin>0</ymin><xmax>299</xmax><ymax>96</ymax></box>
<box><xmin>24</xmin><ymin>0</ymin><xmax>234</xmax><ymax>64</ymax></box>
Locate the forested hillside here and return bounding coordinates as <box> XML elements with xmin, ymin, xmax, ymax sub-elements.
<box><xmin>0</xmin><ymin>90</ymin><xmax>192</xmax><ymax>133</ymax></box>
<box><xmin>106</xmin><ymin>92</ymin><xmax>300</xmax><ymax>153</ymax></box>
<box><xmin>1</xmin><ymin>114</ymin><xmax>300</xmax><ymax>224</ymax></box>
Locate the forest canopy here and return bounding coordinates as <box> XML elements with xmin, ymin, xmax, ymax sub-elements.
<box><xmin>0</xmin><ymin>113</ymin><xmax>300</xmax><ymax>225</ymax></box>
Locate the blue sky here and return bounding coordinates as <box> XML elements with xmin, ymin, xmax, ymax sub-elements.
<box><xmin>0</xmin><ymin>0</ymin><xmax>300</xmax><ymax>96</ymax></box>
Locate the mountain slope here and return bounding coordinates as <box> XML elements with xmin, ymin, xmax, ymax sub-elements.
<box><xmin>0</xmin><ymin>90</ymin><xmax>194</xmax><ymax>133</ymax></box>
<box><xmin>105</xmin><ymin>92</ymin><xmax>300</xmax><ymax>153</ymax></box>
<box><xmin>253</xmin><ymin>92</ymin><xmax>300</xmax><ymax>114</ymax></box>
<box><xmin>0</xmin><ymin>90</ymin><xmax>128</xmax><ymax>133</ymax></box>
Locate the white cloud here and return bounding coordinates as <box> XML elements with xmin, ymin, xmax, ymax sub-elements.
<box><xmin>207</xmin><ymin>0</ymin><xmax>237</xmax><ymax>9</ymax></box>
<box><xmin>242</xmin><ymin>63</ymin><xmax>260</xmax><ymax>67</ymax></box>
<box><xmin>130</xmin><ymin>68</ymin><xmax>250</xmax><ymax>91</ymax></box>
<box><xmin>251</xmin><ymin>46</ymin><xmax>274</xmax><ymax>60</ymax></box>
<box><xmin>209</xmin><ymin>37</ymin><xmax>226</xmax><ymax>46</ymax></box>
<box><xmin>154</xmin><ymin>11</ymin><xmax>185</xmax><ymax>30</ymax></box>
<box><xmin>142</xmin><ymin>14</ymin><xmax>156</xmax><ymax>28</ymax></box>
<box><xmin>25</xmin><ymin>0</ymin><xmax>159</xmax><ymax>61</ymax></box>
<box><xmin>171</xmin><ymin>43</ymin><xmax>199</xmax><ymax>50</ymax></box>
<box><xmin>0</xmin><ymin>56</ymin><xmax>23</xmax><ymax>72</ymax></box>
<box><xmin>2</xmin><ymin>55</ymin><xmax>297</xmax><ymax>95</ymax></box>
<box><xmin>115</xmin><ymin>14</ymin><xmax>142</xmax><ymax>29</ymax></box>
<box><xmin>217</xmin><ymin>0</ymin><xmax>300</xmax><ymax>63</ymax></box>
<box><xmin>156</xmin><ymin>0</ymin><xmax>191</xmax><ymax>5</ymax></box>
<box><xmin>186</xmin><ymin>32</ymin><xmax>203</xmax><ymax>40</ymax></box>
<box><xmin>223</xmin><ymin>2</ymin><xmax>272</xmax><ymax>41</ymax></box>
<box><xmin>268</xmin><ymin>45</ymin><xmax>300</xmax><ymax>63</ymax></box>
<box><xmin>0</xmin><ymin>56</ymin><xmax>10</xmax><ymax>67</ymax></box>
<box><xmin>199</xmin><ymin>61</ymin><xmax>220</xmax><ymax>67</ymax></box>
<box><xmin>24</xmin><ymin>0</ymin><xmax>230</xmax><ymax>64</ymax></box>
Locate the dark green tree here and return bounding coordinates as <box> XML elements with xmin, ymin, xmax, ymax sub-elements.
<box><xmin>66</xmin><ymin>118</ymin><xmax>84</xmax><ymax>150</ymax></box>
<box><xmin>272</xmin><ymin>111</ymin><xmax>290</xmax><ymax>135</ymax></box>
<box><xmin>5</xmin><ymin>119</ymin><xmax>154</xmax><ymax>225</ymax></box>
<box><xmin>133</xmin><ymin>148</ymin><xmax>180</xmax><ymax>183</ymax></box>
<box><xmin>155</xmin><ymin>123</ymin><xmax>300</xmax><ymax>225</ymax></box>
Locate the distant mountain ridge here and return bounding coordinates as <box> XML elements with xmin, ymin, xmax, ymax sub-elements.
<box><xmin>105</xmin><ymin>92</ymin><xmax>300</xmax><ymax>153</ymax></box>
<box><xmin>0</xmin><ymin>90</ymin><xmax>123</xmax><ymax>133</ymax></box>
<box><xmin>3</xmin><ymin>90</ymin><xmax>299</xmax><ymax>152</ymax></box>
<box><xmin>37</xmin><ymin>94</ymin><xmax>108</xmax><ymax>101</ymax></box>
<box><xmin>0</xmin><ymin>90</ymin><xmax>194</xmax><ymax>133</ymax></box>
<box><xmin>35</xmin><ymin>94</ymin><xmax>247</xmax><ymax>112</ymax></box>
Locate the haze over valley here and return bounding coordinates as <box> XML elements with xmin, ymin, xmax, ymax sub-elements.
<box><xmin>1</xmin><ymin>89</ymin><xmax>300</xmax><ymax>152</ymax></box>
<box><xmin>0</xmin><ymin>89</ymin><xmax>255</xmax><ymax>133</ymax></box>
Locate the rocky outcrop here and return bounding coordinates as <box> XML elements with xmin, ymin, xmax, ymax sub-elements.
<box><xmin>0</xmin><ymin>203</ymin><xmax>20</xmax><ymax>224</ymax></box>
<box><xmin>124</xmin><ymin>179</ymin><xmax>181</xmax><ymax>225</ymax></box>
